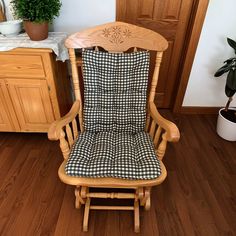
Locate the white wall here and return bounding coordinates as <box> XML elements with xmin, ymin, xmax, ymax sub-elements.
<box><xmin>4</xmin><ymin>0</ymin><xmax>236</xmax><ymax>107</ymax></box>
<box><xmin>3</xmin><ymin>0</ymin><xmax>14</xmax><ymax>20</ymax></box>
<box><xmin>183</xmin><ymin>0</ymin><xmax>236</xmax><ymax>107</ymax></box>
<box><xmin>53</xmin><ymin>0</ymin><xmax>115</xmax><ymax>33</ymax></box>
<box><xmin>4</xmin><ymin>0</ymin><xmax>116</xmax><ymax>33</ymax></box>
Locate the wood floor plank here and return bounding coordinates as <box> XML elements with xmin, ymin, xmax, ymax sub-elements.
<box><xmin>0</xmin><ymin>113</ymin><xmax>235</xmax><ymax>235</ymax></box>
<box><xmin>5</xmin><ymin>141</ymin><xmax>63</xmax><ymax>236</ymax></box>
<box><xmin>0</xmin><ymin>137</ymin><xmax>45</xmax><ymax>235</ymax></box>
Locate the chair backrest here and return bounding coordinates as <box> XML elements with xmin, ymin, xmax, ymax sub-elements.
<box><xmin>65</xmin><ymin>21</ymin><xmax>168</xmax><ymax>132</ymax></box>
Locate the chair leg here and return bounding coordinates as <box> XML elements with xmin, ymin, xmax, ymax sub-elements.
<box><xmin>81</xmin><ymin>186</ymin><xmax>88</xmax><ymax>198</ymax></box>
<box><xmin>144</xmin><ymin>195</ymin><xmax>151</xmax><ymax>210</ymax></box>
<box><xmin>75</xmin><ymin>186</ymin><xmax>85</xmax><ymax>209</ymax></box>
<box><xmin>140</xmin><ymin>187</ymin><xmax>151</xmax><ymax>211</ymax></box>
<box><xmin>79</xmin><ymin>187</ymin><xmax>145</xmax><ymax>232</ymax></box>
<box><xmin>83</xmin><ymin>197</ymin><xmax>91</xmax><ymax>232</ymax></box>
<box><xmin>134</xmin><ymin>199</ymin><xmax>140</xmax><ymax>233</ymax></box>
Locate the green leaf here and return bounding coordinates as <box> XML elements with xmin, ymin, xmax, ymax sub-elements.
<box><xmin>214</xmin><ymin>63</ymin><xmax>233</xmax><ymax>77</ymax></box>
<box><xmin>224</xmin><ymin>57</ymin><xmax>236</xmax><ymax>64</ymax></box>
<box><xmin>227</xmin><ymin>38</ymin><xmax>236</xmax><ymax>54</ymax></box>
<box><xmin>10</xmin><ymin>0</ymin><xmax>62</xmax><ymax>22</ymax></box>
<box><xmin>226</xmin><ymin>69</ymin><xmax>236</xmax><ymax>90</ymax></box>
<box><xmin>225</xmin><ymin>84</ymin><xmax>236</xmax><ymax>97</ymax></box>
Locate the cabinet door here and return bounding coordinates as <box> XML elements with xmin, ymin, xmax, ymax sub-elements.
<box><xmin>0</xmin><ymin>81</ymin><xmax>16</xmax><ymax>131</ymax></box>
<box><xmin>6</xmin><ymin>79</ymin><xmax>55</xmax><ymax>132</ymax></box>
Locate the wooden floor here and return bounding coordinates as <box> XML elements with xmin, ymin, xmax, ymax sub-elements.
<box><xmin>0</xmin><ymin>113</ymin><xmax>235</xmax><ymax>236</ymax></box>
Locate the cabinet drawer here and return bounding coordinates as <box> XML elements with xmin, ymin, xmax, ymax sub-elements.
<box><xmin>0</xmin><ymin>54</ymin><xmax>46</xmax><ymax>78</ymax></box>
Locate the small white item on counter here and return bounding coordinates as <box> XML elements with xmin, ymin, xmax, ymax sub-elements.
<box><xmin>0</xmin><ymin>20</ymin><xmax>22</xmax><ymax>36</ymax></box>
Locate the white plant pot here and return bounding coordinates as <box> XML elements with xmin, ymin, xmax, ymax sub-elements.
<box><xmin>216</xmin><ymin>108</ymin><xmax>236</xmax><ymax>141</ymax></box>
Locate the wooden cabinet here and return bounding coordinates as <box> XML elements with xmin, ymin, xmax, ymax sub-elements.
<box><xmin>6</xmin><ymin>79</ymin><xmax>55</xmax><ymax>131</ymax></box>
<box><xmin>0</xmin><ymin>48</ymin><xmax>72</xmax><ymax>132</ymax></box>
<box><xmin>0</xmin><ymin>81</ymin><xmax>15</xmax><ymax>131</ymax></box>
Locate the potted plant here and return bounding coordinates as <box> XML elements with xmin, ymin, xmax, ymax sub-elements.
<box><xmin>214</xmin><ymin>37</ymin><xmax>236</xmax><ymax>141</ymax></box>
<box><xmin>10</xmin><ymin>0</ymin><xmax>61</xmax><ymax>41</ymax></box>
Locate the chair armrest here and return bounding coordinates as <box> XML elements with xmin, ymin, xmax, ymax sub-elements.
<box><xmin>149</xmin><ymin>102</ymin><xmax>180</xmax><ymax>142</ymax></box>
<box><xmin>48</xmin><ymin>100</ymin><xmax>80</xmax><ymax>141</ymax></box>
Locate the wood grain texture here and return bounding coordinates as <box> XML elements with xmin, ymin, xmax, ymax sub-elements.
<box><xmin>117</xmin><ymin>0</ymin><xmax>194</xmax><ymax>108</ymax></box>
<box><xmin>6</xmin><ymin>79</ymin><xmax>55</xmax><ymax>132</ymax></box>
<box><xmin>55</xmin><ymin>23</ymin><xmax>177</xmax><ymax>231</ymax></box>
<box><xmin>0</xmin><ymin>54</ymin><xmax>45</xmax><ymax>78</ymax></box>
<box><xmin>180</xmin><ymin>106</ymin><xmax>220</xmax><ymax>114</ymax></box>
<box><xmin>149</xmin><ymin>102</ymin><xmax>180</xmax><ymax>142</ymax></box>
<box><xmin>48</xmin><ymin>100</ymin><xmax>80</xmax><ymax>140</ymax></box>
<box><xmin>0</xmin><ymin>113</ymin><xmax>235</xmax><ymax>235</ymax></box>
<box><xmin>57</xmin><ymin>160</ymin><xmax>167</xmax><ymax>187</ymax></box>
<box><xmin>68</xmin><ymin>48</ymin><xmax>84</xmax><ymax>132</ymax></box>
<box><xmin>65</xmin><ymin>21</ymin><xmax>168</xmax><ymax>52</ymax></box>
<box><xmin>0</xmin><ymin>81</ymin><xmax>15</xmax><ymax>131</ymax></box>
<box><xmin>0</xmin><ymin>5</ymin><xmax>6</xmax><ymax>22</ymax></box>
<box><xmin>47</xmin><ymin>100</ymin><xmax>179</xmax><ymax>187</ymax></box>
<box><xmin>0</xmin><ymin>48</ymin><xmax>72</xmax><ymax>132</ymax></box>
<box><xmin>0</xmin><ymin>81</ymin><xmax>21</xmax><ymax>132</ymax></box>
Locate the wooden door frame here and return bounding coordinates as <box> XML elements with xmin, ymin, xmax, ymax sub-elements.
<box><xmin>116</xmin><ymin>0</ymin><xmax>210</xmax><ymax>113</ymax></box>
<box><xmin>173</xmin><ymin>0</ymin><xmax>209</xmax><ymax>113</ymax></box>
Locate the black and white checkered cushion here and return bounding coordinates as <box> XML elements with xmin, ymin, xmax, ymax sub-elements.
<box><xmin>65</xmin><ymin>50</ymin><xmax>161</xmax><ymax>180</ymax></box>
<box><xmin>83</xmin><ymin>50</ymin><xmax>149</xmax><ymax>133</ymax></box>
<box><xmin>65</xmin><ymin>131</ymin><xmax>161</xmax><ymax>179</ymax></box>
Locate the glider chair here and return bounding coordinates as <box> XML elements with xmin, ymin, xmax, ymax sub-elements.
<box><xmin>48</xmin><ymin>22</ymin><xmax>180</xmax><ymax>233</ymax></box>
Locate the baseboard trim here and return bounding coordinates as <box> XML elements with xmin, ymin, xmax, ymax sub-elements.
<box><xmin>180</xmin><ymin>106</ymin><xmax>221</xmax><ymax>114</ymax></box>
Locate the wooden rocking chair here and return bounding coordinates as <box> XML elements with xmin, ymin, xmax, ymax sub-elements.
<box><xmin>48</xmin><ymin>22</ymin><xmax>180</xmax><ymax>233</ymax></box>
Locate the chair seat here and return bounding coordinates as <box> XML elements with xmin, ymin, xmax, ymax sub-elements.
<box><xmin>65</xmin><ymin>131</ymin><xmax>161</xmax><ymax>180</ymax></box>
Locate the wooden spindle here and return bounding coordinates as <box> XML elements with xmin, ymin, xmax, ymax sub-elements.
<box><xmin>149</xmin><ymin>120</ymin><xmax>156</xmax><ymax>138</ymax></box>
<box><xmin>66</xmin><ymin>124</ymin><xmax>74</xmax><ymax>147</ymax></box>
<box><xmin>156</xmin><ymin>132</ymin><xmax>168</xmax><ymax>160</ymax></box>
<box><xmin>69</xmin><ymin>48</ymin><xmax>84</xmax><ymax>132</ymax></box>
<box><xmin>75</xmin><ymin>186</ymin><xmax>85</xmax><ymax>208</ymax></box>
<box><xmin>153</xmin><ymin>126</ymin><xmax>162</xmax><ymax>147</ymax></box>
<box><xmin>140</xmin><ymin>187</ymin><xmax>151</xmax><ymax>208</ymax></box>
<box><xmin>83</xmin><ymin>198</ymin><xmax>91</xmax><ymax>232</ymax></box>
<box><xmin>81</xmin><ymin>186</ymin><xmax>88</xmax><ymax>198</ymax></box>
<box><xmin>69</xmin><ymin>48</ymin><xmax>82</xmax><ymax>101</ymax></box>
<box><xmin>87</xmin><ymin>192</ymin><xmax>136</xmax><ymax>199</ymax></box>
<box><xmin>90</xmin><ymin>206</ymin><xmax>134</xmax><ymax>210</ymax></box>
<box><xmin>134</xmin><ymin>200</ymin><xmax>140</xmax><ymax>233</ymax></box>
<box><xmin>148</xmin><ymin>52</ymin><xmax>163</xmax><ymax>103</ymax></box>
<box><xmin>72</xmin><ymin>119</ymin><xmax>78</xmax><ymax>140</ymax></box>
<box><xmin>145</xmin><ymin>114</ymin><xmax>151</xmax><ymax>132</ymax></box>
<box><xmin>137</xmin><ymin>188</ymin><xmax>144</xmax><ymax>201</ymax></box>
<box><xmin>144</xmin><ymin>189</ymin><xmax>151</xmax><ymax>211</ymax></box>
<box><xmin>59</xmin><ymin>130</ymin><xmax>70</xmax><ymax>160</ymax></box>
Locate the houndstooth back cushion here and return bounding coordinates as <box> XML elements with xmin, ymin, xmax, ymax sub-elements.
<box><xmin>82</xmin><ymin>50</ymin><xmax>150</xmax><ymax>133</ymax></box>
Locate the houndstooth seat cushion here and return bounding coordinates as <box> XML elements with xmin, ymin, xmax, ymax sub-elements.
<box><xmin>65</xmin><ymin>50</ymin><xmax>161</xmax><ymax>180</ymax></box>
<box><xmin>65</xmin><ymin>131</ymin><xmax>161</xmax><ymax>179</ymax></box>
